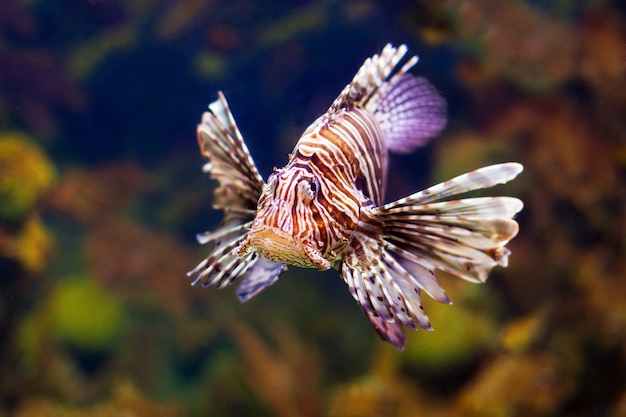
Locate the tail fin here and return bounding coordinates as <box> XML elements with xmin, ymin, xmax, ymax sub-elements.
<box><xmin>326</xmin><ymin>43</ymin><xmax>447</xmax><ymax>154</ymax></box>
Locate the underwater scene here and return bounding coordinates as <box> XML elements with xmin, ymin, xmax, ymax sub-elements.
<box><xmin>1</xmin><ymin>1</ymin><xmax>625</xmax><ymax>416</ymax></box>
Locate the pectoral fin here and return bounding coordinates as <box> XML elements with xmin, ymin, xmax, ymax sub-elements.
<box><xmin>340</xmin><ymin>207</ymin><xmax>434</xmax><ymax>350</ymax></box>
<box><xmin>376</xmin><ymin>163</ymin><xmax>524</xmax><ymax>284</ymax></box>
<box><xmin>366</xmin><ymin>315</ymin><xmax>406</xmax><ymax>351</ymax></box>
<box><xmin>340</xmin><ymin>226</ymin><xmax>434</xmax><ymax>350</ymax></box>
<box><xmin>190</xmin><ymin>92</ymin><xmax>268</xmax><ymax>290</ymax></box>
<box><xmin>339</xmin><ymin>164</ymin><xmax>523</xmax><ymax>350</ymax></box>
<box><xmin>236</xmin><ymin>256</ymin><xmax>288</xmax><ymax>302</ymax></box>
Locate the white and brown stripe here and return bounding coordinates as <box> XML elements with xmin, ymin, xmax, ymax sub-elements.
<box><xmin>189</xmin><ymin>44</ymin><xmax>523</xmax><ymax>350</ymax></box>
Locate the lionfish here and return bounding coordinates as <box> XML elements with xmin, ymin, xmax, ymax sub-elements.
<box><xmin>188</xmin><ymin>44</ymin><xmax>523</xmax><ymax>350</ymax></box>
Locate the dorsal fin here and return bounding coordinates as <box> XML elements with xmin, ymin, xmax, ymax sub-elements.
<box><xmin>324</xmin><ymin>43</ymin><xmax>447</xmax><ymax>154</ymax></box>
<box><xmin>327</xmin><ymin>44</ymin><xmax>415</xmax><ymax>112</ymax></box>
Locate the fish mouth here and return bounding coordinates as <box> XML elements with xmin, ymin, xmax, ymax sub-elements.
<box><xmin>250</xmin><ymin>227</ymin><xmax>301</xmax><ymax>252</ymax></box>
<box><xmin>238</xmin><ymin>226</ymin><xmax>330</xmax><ymax>270</ymax></box>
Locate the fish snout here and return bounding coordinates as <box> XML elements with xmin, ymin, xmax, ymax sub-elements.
<box><xmin>238</xmin><ymin>224</ymin><xmax>330</xmax><ymax>270</ymax></box>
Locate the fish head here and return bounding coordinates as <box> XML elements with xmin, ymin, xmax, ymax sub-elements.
<box><xmin>236</xmin><ymin>166</ymin><xmax>351</xmax><ymax>270</ymax></box>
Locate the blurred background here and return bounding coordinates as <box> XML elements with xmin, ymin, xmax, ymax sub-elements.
<box><xmin>0</xmin><ymin>0</ymin><xmax>624</xmax><ymax>416</ymax></box>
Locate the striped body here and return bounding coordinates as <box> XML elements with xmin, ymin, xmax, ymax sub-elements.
<box><xmin>236</xmin><ymin>107</ymin><xmax>387</xmax><ymax>270</ymax></box>
<box><xmin>189</xmin><ymin>44</ymin><xmax>523</xmax><ymax>350</ymax></box>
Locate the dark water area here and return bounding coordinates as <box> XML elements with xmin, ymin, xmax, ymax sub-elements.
<box><xmin>1</xmin><ymin>1</ymin><xmax>625</xmax><ymax>416</ymax></box>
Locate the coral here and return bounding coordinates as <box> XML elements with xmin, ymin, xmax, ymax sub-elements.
<box><xmin>0</xmin><ymin>213</ymin><xmax>54</xmax><ymax>275</ymax></box>
<box><xmin>155</xmin><ymin>0</ymin><xmax>211</xmax><ymax>40</ymax></box>
<box><xmin>68</xmin><ymin>27</ymin><xmax>138</xmax><ymax>81</ymax></box>
<box><xmin>575</xmin><ymin>248</ymin><xmax>626</xmax><ymax>349</ymax></box>
<box><xmin>0</xmin><ymin>133</ymin><xmax>56</xmax><ymax>409</ymax></box>
<box><xmin>49</xmin><ymin>278</ymin><xmax>125</xmax><ymax>353</ymax></box>
<box><xmin>403</xmin><ymin>294</ymin><xmax>496</xmax><ymax>372</ymax></box>
<box><xmin>498</xmin><ymin>308</ymin><xmax>548</xmax><ymax>354</ymax></box>
<box><xmin>430</xmin><ymin>0</ymin><xmax>580</xmax><ymax>90</ymax></box>
<box><xmin>0</xmin><ymin>47</ymin><xmax>85</xmax><ymax>132</ymax></box>
<box><xmin>85</xmin><ymin>220</ymin><xmax>201</xmax><ymax>314</ymax></box>
<box><xmin>0</xmin><ymin>133</ymin><xmax>56</xmax><ymax>222</ymax></box>
<box><xmin>328</xmin><ymin>348</ymin><xmax>446</xmax><ymax>417</ymax></box>
<box><xmin>328</xmin><ymin>376</ymin><xmax>425</xmax><ymax>417</ymax></box>
<box><xmin>12</xmin><ymin>214</ymin><xmax>55</xmax><ymax>274</ymax></box>
<box><xmin>579</xmin><ymin>9</ymin><xmax>626</xmax><ymax>101</ymax></box>
<box><xmin>12</xmin><ymin>380</ymin><xmax>180</xmax><ymax>417</ymax></box>
<box><xmin>256</xmin><ymin>4</ymin><xmax>326</xmax><ymax>46</ymax></box>
<box><xmin>47</xmin><ymin>163</ymin><xmax>201</xmax><ymax>314</ymax></box>
<box><xmin>454</xmin><ymin>353</ymin><xmax>576</xmax><ymax>417</ymax></box>
<box><xmin>47</xmin><ymin>163</ymin><xmax>146</xmax><ymax>225</ymax></box>
<box><xmin>224</xmin><ymin>318</ymin><xmax>322</xmax><ymax>417</ymax></box>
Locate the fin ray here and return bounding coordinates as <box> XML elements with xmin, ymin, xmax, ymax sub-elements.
<box><xmin>343</xmin><ymin>246</ymin><xmax>393</xmax><ymax>322</ymax></box>
<box><xmin>384</xmin><ymin>163</ymin><xmax>524</xmax><ymax>208</ymax></box>
<box><xmin>384</xmin><ymin>197</ymin><xmax>524</xmax><ymax>219</ymax></box>
<box><xmin>236</xmin><ymin>257</ymin><xmax>289</xmax><ymax>302</ymax></box>
<box><xmin>197</xmin><ymin>92</ymin><xmax>265</xmax><ymax>211</ymax></box>
<box><xmin>323</xmin><ymin>43</ymin><xmax>446</xmax><ymax>153</ymax></box>
<box><xmin>374</xmin><ymin>75</ymin><xmax>447</xmax><ymax>153</ymax></box>
<box><xmin>328</xmin><ymin>43</ymin><xmax>413</xmax><ymax>113</ymax></box>
<box><xmin>365</xmin><ymin>315</ymin><xmax>406</xmax><ymax>351</ymax></box>
<box><xmin>383</xmin><ymin>245</ymin><xmax>449</xmax><ymax>304</ymax></box>
<box><xmin>190</xmin><ymin>92</ymin><xmax>267</xmax><ymax>290</ymax></box>
<box><xmin>376</xmin><ymin>164</ymin><xmax>523</xmax><ymax>285</ymax></box>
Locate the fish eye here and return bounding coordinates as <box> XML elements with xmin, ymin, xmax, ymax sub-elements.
<box><xmin>299</xmin><ymin>177</ymin><xmax>319</xmax><ymax>202</ymax></box>
<box><xmin>310</xmin><ymin>178</ymin><xmax>318</xmax><ymax>194</ymax></box>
